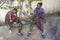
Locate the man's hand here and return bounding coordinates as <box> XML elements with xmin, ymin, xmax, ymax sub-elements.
<box><xmin>10</xmin><ymin>20</ymin><xmax>12</xmax><ymax>22</ymax></box>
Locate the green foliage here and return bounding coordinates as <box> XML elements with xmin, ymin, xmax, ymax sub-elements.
<box><xmin>0</xmin><ymin>5</ymin><xmax>22</xmax><ymax>9</ymax></box>
<box><xmin>11</xmin><ymin>0</ymin><xmax>14</xmax><ymax>1</ymax></box>
<box><xmin>0</xmin><ymin>0</ymin><xmax>3</xmax><ymax>1</ymax></box>
<box><xmin>28</xmin><ymin>0</ymin><xmax>42</xmax><ymax>5</ymax></box>
<box><xmin>0</xmin><ymin>0</ymin><xmax>42</xmax><ymax>9</ymax></box>
<box><xmin>17</xmin><ymin>0</ymin><xmax>19</xmax><ymax>1</ymax></box>
<box><xmin>0</xmin><ymin>6</ymin><xmax>7</xmax><ymax>9</ymax></box>
<box><xmin>22</xmin><ymin>12</ymin><xmax>26</xmax><ymax>15</ymax></box>
<box><xmin>17</xmin><ymin>0</ymin><xmax>24</xmax><ymax>1</ymax></box>
<box><xmin>28</xmin><ymin>0</ymin><xmax>33</xmax><ymax>5</ymax></box>
<box><xmin>0</xmin><ymin>0</ymin><xmax>3</xmax><ymax>4</ymax></box>
<box><xmin>37</xmin><ymin>0</ymin><xmax>42</xmax><ymax>1</ymax></box>
<box><xmin>6</xmin><ymin>5</ymin><xmax>21</xmax><ymax>9</ymax></box>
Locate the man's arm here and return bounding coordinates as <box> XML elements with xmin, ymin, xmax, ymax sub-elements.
<box><xmin>33</xmin><ymin>9</ymin><xmax>37</xmax><ymax>17</ymax></box>
<box><xmin>8</xmin><ymin>12</ymin><xmax>12</xmax><ymax>22</ymax></box>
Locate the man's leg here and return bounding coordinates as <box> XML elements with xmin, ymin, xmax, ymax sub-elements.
<box><xmin>9</xmin><ymin>23</ymin><xmax>13</xmax><ymax>30</ymax></box>
<box><xmin>27</xmin><ymin>21</ymin><xmax>35</xmax><ymax>37</ymax></box>
<box><xmin>6</xmin><ymin>22</ymin><xmax>13</xmax><ymax>33</ymax></box>
<box><xmin>16</xmin><ymin>18</ymin><xmax>23</xmax><ymax>36</ymax></box>
<box><xmin>55</xmin><ymin>21</ymin><xmax>60</xmax><ymax>40</ymax></box>
<box><xmin>36</xmin><ymin>21</ymin><xmax>44</xmax><ymax>33</ymax></box>
<box><xmin>18</xmin><ymin>23</ymin><xmax>23</xmax><ymax>36</ymax></box>
<box><xmin>36</xmin><ymin>21</ymin><xmax>46</xmax><ymax>39</ymax></box>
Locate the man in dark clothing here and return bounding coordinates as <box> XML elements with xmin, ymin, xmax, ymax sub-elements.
<box><xmin>27</xmin><ymin>2</ymin><xmax>46</xmax><ymax>39</ymax></box>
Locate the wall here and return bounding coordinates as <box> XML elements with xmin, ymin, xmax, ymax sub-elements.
<box><xmin>43</xmin><ymin>0</ymin><xmax>60</xmax><ymax>14</ymax></box>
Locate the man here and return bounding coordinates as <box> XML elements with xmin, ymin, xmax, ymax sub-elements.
<box><xmin>5</xmin><ymin>8</ymin><xmax>23</xmax><ymax>36</ymax></box>
<box><xmin>27</xmin><ymin>3</ymin><xmax>46</xmax><ymax>39</ymax></box>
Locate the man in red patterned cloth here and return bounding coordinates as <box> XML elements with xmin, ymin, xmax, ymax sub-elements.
<box><xmin>5</xmin><ymin>8</ymin><xmax>23</xmax><ymax>36</ymax></box>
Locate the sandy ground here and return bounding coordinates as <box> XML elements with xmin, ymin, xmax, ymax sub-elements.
<box><xmin>0</xmin><ymin>16</ymin><xmax>60</xmax><ymax>40</ymax></box>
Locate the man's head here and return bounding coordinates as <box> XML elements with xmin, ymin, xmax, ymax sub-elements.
<box><xmin>37</xmin><ymin>2</ymin><xmax>43</xmax><ymax>8</ymax></box>
<box><xmin>12</xmin><ymin>8</ymin><xmax>18</xmax><ymax>13</ymax></box>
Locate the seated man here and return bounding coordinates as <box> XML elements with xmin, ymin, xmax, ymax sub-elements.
<box><xmin>5</xmin><ymin>8</ymin><xmax>23</xmax><ymax>35</ymax></box>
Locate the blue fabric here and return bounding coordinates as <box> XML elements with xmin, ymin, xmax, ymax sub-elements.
<box><xmin>34</xmin><ymin>8</ymin><xmax>44</xmax><ymax>19</ymax></box>
<box><xmin>22</xmin><ymin>19</ymin><xmax>31</xmax><ymax>25</ymax></box>
<box><xmin>27</xmin><ymin>32</ymin><xmax>31</xmax><ymax>37</ymax></box>
<box><xmin>34</xmin><ymin>8</ymin><xmax>43</xmax><ymax>14</ymax></box>
<box><xmin>24</xmin><ymin>20</ymin><xmax>30</xmax><ymax>24</ymax></box>
<box><xmin>41</xmin><ymin>34</ymin><xmax>46</xmax><ymax>39</ymax></box>
<box><xmin>37</xmin><ymin>22</ymin><xmax>43</xmax><ymax>32</ymax></box>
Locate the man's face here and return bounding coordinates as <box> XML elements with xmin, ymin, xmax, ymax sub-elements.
<box><xmin>13</xmin><ymin>10</ymin><xmax>17</xmax><ymax>13</ymax></box>
<box><xmin>37</xmin><ymin>4</ymin><xmax>41</xmax><ymax>8</ymax></box>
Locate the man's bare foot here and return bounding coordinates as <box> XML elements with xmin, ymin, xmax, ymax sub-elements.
<box><xmin>9</xmin><ymin>30</ymin><xmax>12</xmax><ymax>33</ymax></box>
<box><xmin>17</xmin><ymin>33</ymin><xmax>24</xmax><ymax>36</ymax></box>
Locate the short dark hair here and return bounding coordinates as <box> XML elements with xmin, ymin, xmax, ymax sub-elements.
<box><xmin>13</xmin><ymin>8</ymin><xmax>17</xmax><ymax>12</ymax></box>
<box><xmin>37</xmin><ymin>2</ymin><xmax>43</xmax><ymax>6</ymax></box>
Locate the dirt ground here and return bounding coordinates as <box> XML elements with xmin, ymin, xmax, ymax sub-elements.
<box><xmin>0</xmin><ymin>16</ymin><xmax>60</xmax><ymax>40</ymax></box>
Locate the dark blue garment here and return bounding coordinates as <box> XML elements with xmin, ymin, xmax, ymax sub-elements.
<box><xmin>41</xmin><ymin>34</ymin><xmax>46</xmax><ymax>39</ymax></box>
<box><xmin>34</xmin><ymin>8</ymin><xmax>44</xmax><ymax>19</ymax></box>
<box><xmin>34</xmin><ymin>8</ymin><xmax>44</xmax><ymax>14</ymax></box>
<box><xmin>27</xmin><ymin>32</ymin><xmax>31</xmax><ymax>37</ymax></box>
<box><xmin>37</xmin><ymin>22</ymin><xmax>43</xmax><ymax>32</ymax></box>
